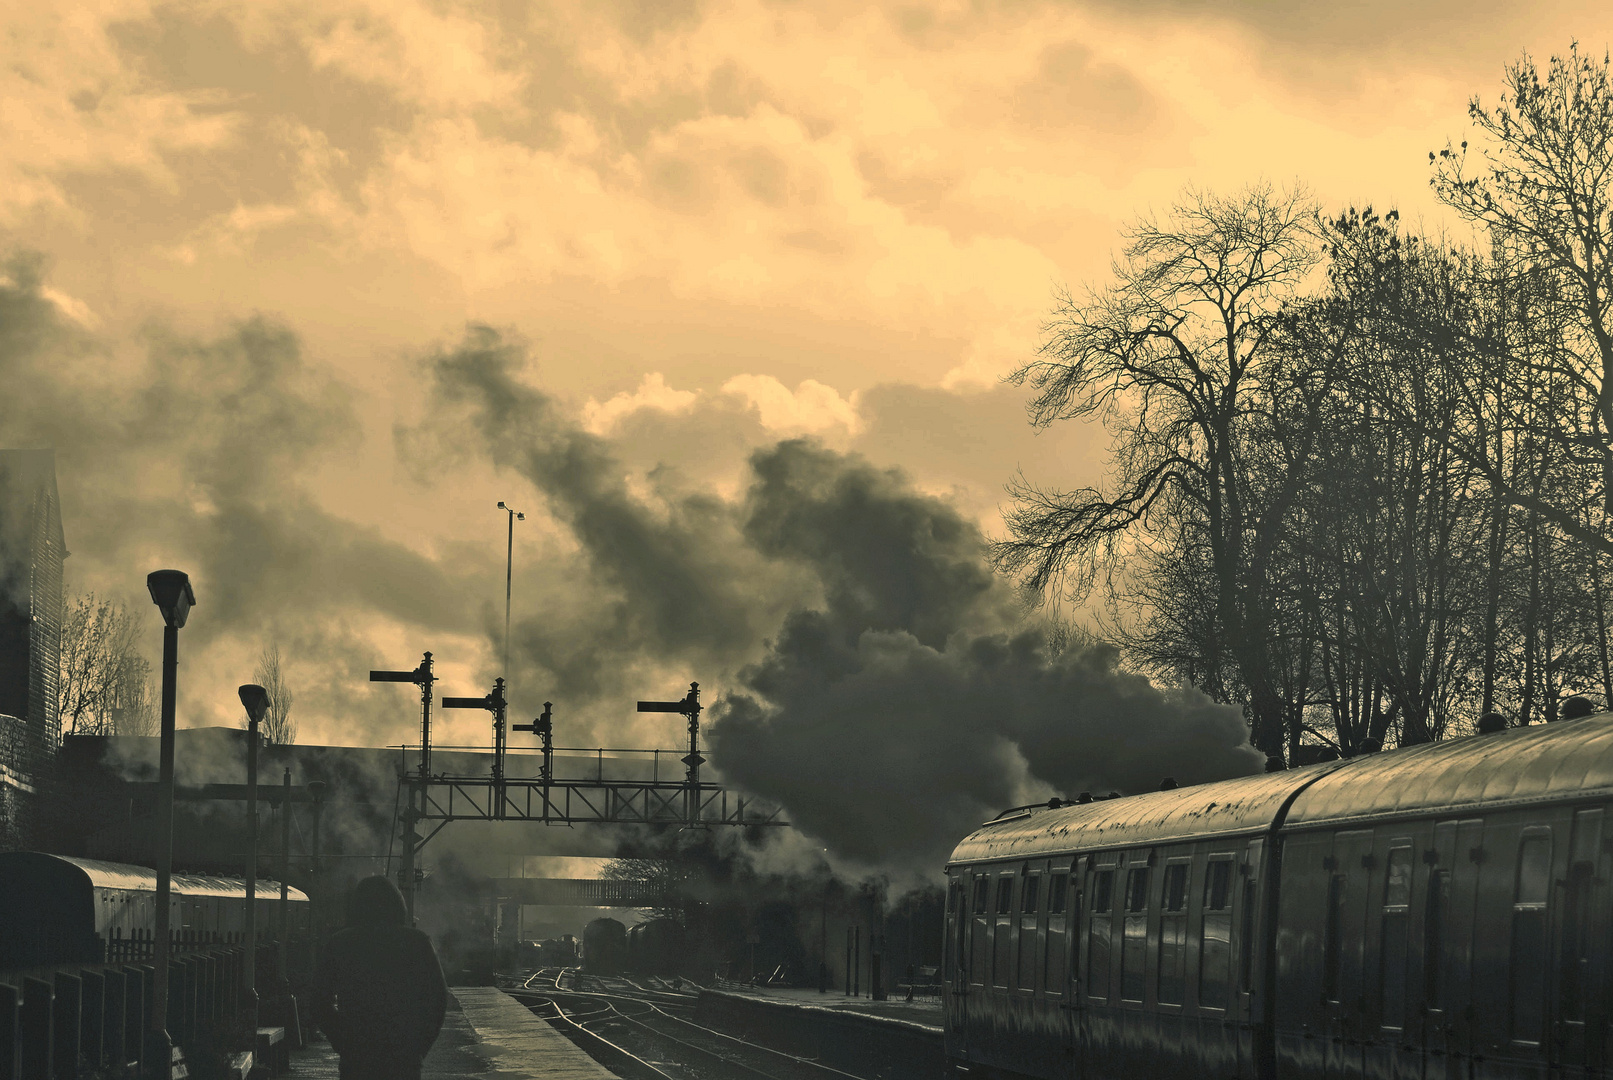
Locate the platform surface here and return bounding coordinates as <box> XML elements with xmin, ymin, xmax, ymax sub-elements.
<box><xmin>706</xmin><ymin>983</ymin><xmax>943</xmax><ymax>1029</ymax></box>
<box><xmin>286</xmin><ymin>987</ymin><xmax>618</xmax><ymax>1080</ymax></box>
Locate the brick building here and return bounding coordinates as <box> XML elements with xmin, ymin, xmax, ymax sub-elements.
<box><xmin>0</xmin><ymin>449</ymin><xmax>66</xmax><ymax>849</ymax></box>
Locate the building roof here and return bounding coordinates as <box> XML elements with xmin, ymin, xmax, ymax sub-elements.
<box><xmin>0</xmin><ymin>449</ymin><xmax>66</xmax><ymax>564</ymax></box>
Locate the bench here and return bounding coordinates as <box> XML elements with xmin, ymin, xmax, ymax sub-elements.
<box><xmin>255</xmin><ymin>1027</ymin><xmax>286</xmax><ymax>1075</ymax></box>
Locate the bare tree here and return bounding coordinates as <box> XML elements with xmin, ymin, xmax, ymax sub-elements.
<box><xmin>994</xmin><ymin>184</ymin><xmax>1326</xmax><ymax>759</ymax></box>
<box><xmin>254</xmin><ymin>643</ymin><xmax>296</xmax><ymax>744</ymax></box>
<box><xmin>57</xmin><ymin>593</ymin><xmax>156</xmax><ymax>736</ymax></box>
<box><xmin>1432</xmin><ymin>44</ymin><xmax>1613</xmax><ymax>557</ymax></box>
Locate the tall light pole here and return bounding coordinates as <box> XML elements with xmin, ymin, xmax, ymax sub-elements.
<box><xmin>496</xmin><ymin>502</ymin><xmax>524</xmax><ymax>680</ymax></box>
<box><xmin>146</xmin><ymin>569</ymin><xmax>196</xmax><ymax>1065</ymax></box>
<box><xmin>237</xmin><ymin>683</ymin><xmax>270</xmax><ymax>1042</ymax></box>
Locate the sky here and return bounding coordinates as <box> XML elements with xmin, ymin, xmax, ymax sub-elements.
<box><xmin>5</xmin><ymin>0</ymin><xmax>1610</xmax><ymax>873</ymax></box>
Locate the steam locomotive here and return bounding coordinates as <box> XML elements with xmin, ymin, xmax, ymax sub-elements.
<box><xmin>0</xmin><ymin>852</ymin><xmax>309</xmax><ymax>972</ymax></box>
<box><xmin>944</xmin><ymin>713</ymin><xmax>1613</xmax><ymax>1080</ymax></box>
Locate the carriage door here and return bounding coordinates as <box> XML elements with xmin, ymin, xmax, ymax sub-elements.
<box><xmin>1237</xmin><ymin>839</ymin><xmax>1266</xmax><ymax>1080</ymax></box>
<box><xmin>1423</xmin><ymin>819</ymin><xmax>1481</xmax><ymax>1079</ymax></box>
<box><xmin>1322</xmin><ymin>830</ymin><xmax>1375</xmax><ymax>1080</ymax></box>
<box><xmin>1554</xmin><ymin>807</ymin><xmax>1608</xmax><ymax>1078</ymax></box>
<box><xmin>947</xmin><ymin>875</ymin><xmax>971</xmax><ymax>1061</ymax></box>
<box><xmin>1050</xmin><ymin>858</ymin><xmax>1082</xmax><ymax>1080</ymax></box>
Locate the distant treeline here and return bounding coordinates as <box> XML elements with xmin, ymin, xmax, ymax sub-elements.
<box><xmin>995</xmin><ymin>45</ymin><xmax>1613</xmax><ymax>761</ymax></box>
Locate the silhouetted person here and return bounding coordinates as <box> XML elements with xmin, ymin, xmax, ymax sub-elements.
<box><xmin>312</xmin><ymin>876</ymin><xmax>448</xmax><ymax>1080</ymax></box>
<box><xmin>1559</xmin><ymin>695</ymin><xmax>1598</xmax><ymax>721</ymax></box>
<box><xmin>1477</xmin><ymin>712</ymin><xmax>1508</xmax><ymax>734</ymax></box>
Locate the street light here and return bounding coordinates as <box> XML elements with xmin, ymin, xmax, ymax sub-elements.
<box><xmin>146</xmin><ymin>569</ymin><xmax>196</xmax><ymax>1064</ymax></box>
<box><xmin>496</xmin><ymin>502</ymin><xmax>524</xmax><ymax>681</ymax></box>
<box><xmin>237</xmin><ymin>683</ymin><xmax>269</xmax><ymax>1042</ymax></box>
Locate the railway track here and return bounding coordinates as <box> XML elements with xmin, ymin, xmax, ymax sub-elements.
<box><xmin>510</xmin><ymin>969</ymin><xmax>873</xmax><ymax>1080</ymax></box>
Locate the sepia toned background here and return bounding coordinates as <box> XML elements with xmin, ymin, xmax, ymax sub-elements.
<box><xmin>5</xmin><ymin>1</ymin><xmax>1611</xmax><ymax>872</ymax></box>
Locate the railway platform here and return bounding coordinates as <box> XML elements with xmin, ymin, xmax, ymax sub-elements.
<box><xmin>703</xmin><ymin>984</ymin><xmax>942</xmax><ymax>1029</ymax></box>
<box><xmin>283</xmin><ymin>987</ymin><xmax>619</xmax><ymax>1080</ymax></box>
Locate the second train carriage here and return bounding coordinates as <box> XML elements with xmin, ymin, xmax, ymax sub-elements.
<box><xmin>944</xmin><ymin>713</ymin><xmax>1613</xmax><ymax>1080</ymax></box>
<box><xmin>0</xmin><ymin>852</ymin><xmax>309</xmax><ymax>972</ymax></box>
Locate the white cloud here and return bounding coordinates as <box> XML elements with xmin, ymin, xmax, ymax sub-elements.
<box><xmin>582</xmin><ymin>372</ymin><xmax>700</xmax><ymax>435</ymax></box>
<box><xmin>40</xmin><ymin>286</ymin><xmax>100</xmax><ymax>329</ymax></box>
<box><xmin>721</xmin><ymin>374</ymin><xmax>860</xmax><ymax>435</ymax></box>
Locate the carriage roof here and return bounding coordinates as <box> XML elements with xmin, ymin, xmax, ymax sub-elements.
<box><xmin>2</xmin><ymin>852</ymin><xmax>308</xmax><ymax>902</ymax></box>
<box><xmin>947</xmin><ymin>714</ymin><xmax>1613</xmax><ymax>867</ymax></box>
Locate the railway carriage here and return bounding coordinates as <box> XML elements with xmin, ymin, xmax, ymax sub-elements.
<box><xmin>944</xmin><ymin>713</ymin><xmax>1613</xmax><ymax>1080</ymax></box>
<box><xmin>0</xmin><ymin>851</ymin><xmax>308</xmax><ymax>972</ymax></box>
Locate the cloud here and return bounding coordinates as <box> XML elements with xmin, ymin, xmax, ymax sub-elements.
<box><xmin>721</xmin><ymin>375</ymin><xmax>861</xmax><ymax>435</ymax></box>
<box><xmin>0</xmin><ymin>257</ymin><xmax>483</xmax><ymax>739</ymax></box>
<box><xmin>584</xmin><ymin>372</ymin><xmax>700</xmax><ymax>435</ymax></box>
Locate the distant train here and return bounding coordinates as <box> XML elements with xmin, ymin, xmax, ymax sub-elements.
<box><xmin>582</xmin><ymin>917</ymin><xmax>626</xmax><ymax>974</ymax></box>
<box><xmin>627</xmin><ymin>918</ymin><xmax>685</xmax><ymax>977</ymax></box>
<box><xmin>944</xmin><ymin>713</ymin><xmax>1613</xmax><ymax>1080</ymax></box>
<box><xmin>0</xmin><ymin>852</ymin><xmax>308</xmax><ymax>972</ymax></box>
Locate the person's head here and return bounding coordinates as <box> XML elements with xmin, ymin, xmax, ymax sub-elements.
<box><xmin>1477</xmin><ymin>712</ymin><xmax>1508</xmax><ymax>734</ymax></box>
<box><xmin>1560</xmin><ymin>696</ymin><xmax>1597</xmax><ymax>721</ymax></box>
<box><xmin>347</xmin><ymin>875</ymin><xmax>408</xmax><ymax>928</ymax></box>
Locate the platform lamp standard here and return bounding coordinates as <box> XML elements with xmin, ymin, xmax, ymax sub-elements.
<box><xmin>146</xmin><ymin>569</ymin><xmax>196</xmax><ymax>1068</ymax></box>
<box><xmin>496</xmin><ymin>502</ymin><xmax>524</xmax><ymax>679</ymax></box>
<box><xmin>237</xmin><ymin>683</ymin><xmax>270</xmax><ymax>1042</ymax></box>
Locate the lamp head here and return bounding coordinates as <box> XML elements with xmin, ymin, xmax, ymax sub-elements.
<box><xmin>147</xmin><ymin>570</ymin><xmax>196</xmax><ymax>628</ymax></box>
<box><xmin>238</xmin><ymin>683</ymin><xmax>271</xmax><ymax>723</ymax></box>
<box><xmin>517</xmin><ymin>512</ymin><xmax>525</xmax><ymax>520</ymax></box>
<box><xmin>498</xmin><ymin>501</ymin><xmax>506</xmax><ymax>509</ymax></box>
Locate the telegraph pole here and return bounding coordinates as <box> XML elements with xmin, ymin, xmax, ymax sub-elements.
<box><xmin>497</xmin><ymin>502</ymin><xmax>524</xmax><ymax>679</ymax></box>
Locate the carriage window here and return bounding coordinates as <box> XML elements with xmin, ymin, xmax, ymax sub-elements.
<box><xmin>1158</xmin><ymin>863</ymin><xmax>1189</xmax><ymax>1005</ymax></box>
<box><xmin>1126</xmin><ymin>868</ymin><xmax>1151</xmax><ymax>912</ymax></box>
<box><xmin>997</xmin><ymin>878</ymin><xmax>1015</xmax><ymax>915</ymax></box>
<box><xmin>1199</xmin><ymin>859</ymin><xmax>1233</xmax><ymax>1009</ymax></box>
<box><xmin>1510</xmin><ymin>833</ymin><xmax>1552</xmax><ymax>1044</ymax></box>
<box><xmin>1163</xmin><ymin>864</ymin><xmax>1188</xmax><ymax>912</ymax></box>
<box><xmin>1088</xmin><ymin>868</ymin><xmax>1115</xmax><ymax>1001</ymax></box>
<box><xmin>1379</xmin><ymin>846</ymin><xmax>1412</xmax><ymax>1030</ymax></box>
<box><xmin>1121</xmin><ymin>867</ymin><xmax>1150</xmax><ymax>1001</ymax></box>
<box><xmin>1092</xmin><ymin>869</ymin><xmax>1114</xmax><ymax>913</ymax></box>
<box><xmin>1048</xmin><ymin>873</ymin><xmax>1068</xmax><ymax>915</ymax></box>
<box><xmin>973</xmin><ymin>878</ymin><xmax>989</xmax><ymax>914</ymax></box>
<box><xmin>1023</xmin><ymin>875</ymin><xmax>1040</xmax><ymax>913</ymax></box>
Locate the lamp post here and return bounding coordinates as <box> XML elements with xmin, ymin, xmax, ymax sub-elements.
<box><xmin>496</xmin><ymin>502</ymin><xmax>524</xmax><ymax>680</ymax></box>
<box><xmin>146</xmin><ymin>569</ymin><xmax>196</xmax><ymax>1065</ymax></box>
<box><xmin>237</xmin><ymin>683</ymin><xmax>269</xmax><ymax>1043</ymax></box>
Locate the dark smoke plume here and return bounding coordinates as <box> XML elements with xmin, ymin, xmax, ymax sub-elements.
<box><xmin>710</xmin><ymin>441</ymin><xmax>1263</xmax><ymax>879</ymax></box>
<box><xmin>418</xmin><ymin>329</ymin><xmax>1264</xmax><ymax>883</ymax></box>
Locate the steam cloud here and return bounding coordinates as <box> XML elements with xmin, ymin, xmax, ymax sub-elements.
<box><xmin>6</xmin><ymin>262</ymin><xmax>1262</xmax><ymax>882</ymax></box>
<box><xmin>420</xmin><ymin>328</ymin><xmax>1266</xmax><ymax>881</ymax></box>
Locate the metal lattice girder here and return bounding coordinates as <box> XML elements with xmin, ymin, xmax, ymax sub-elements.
<box><xmin>405</xmin><ymin>776</ymin><xmax>786</xmax><ymax>826</ymax></box>
<box><xmin>483</xmin><ymin>877</ymin><xmax>673</xmax><ymax>907</ymax></box>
